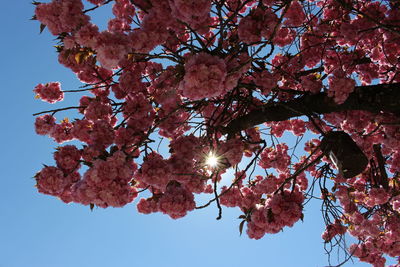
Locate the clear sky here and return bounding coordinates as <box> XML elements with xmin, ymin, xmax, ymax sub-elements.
<box><xmin>0</xmin><ymin>2</ymin><xmax>371</xmax><ymax>267</ymax></box>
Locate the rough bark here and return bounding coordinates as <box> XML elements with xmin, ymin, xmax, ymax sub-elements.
<box><xmin>223</xmin><ymin>83</ymin><xmax>400</xmax><ymax>136</ymax></box>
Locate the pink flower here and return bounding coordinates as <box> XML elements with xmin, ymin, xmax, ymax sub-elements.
<box><xmin>71</xmin><ymin>119</ymin><xmax>93</xmax><ymax>143</ymax></box>
<box><xmin>137</xmin><ymin>197</ymin><xmax>159</xmax><ymax>214</ymax></box>
<box><xmin>95</xmin><ymin>31</ymin><xmax>130</xmax><ymax>69</ymax></box>
<box><xmin>284</xmin><ymin>1</ymin><xmax>306</xmax><ymax>27</ymax></box>
<box><xmin>290</xmin><ymin>119</ymin><xmax>306</xmax><ymax>136</ymax></box>
<box><xmin>238</xmin><ymin>13</ymin><xmax>261</xmax><ymax>44</ymax></box>
<box><xmin>33</xmin><ymin>82</ymin><xmax>64</xmax><ymax>103</ymax></box>
<box><xmin>179</xmin><ymin>52</ymin><xmax>227</xmax><ymax>100</ymax></box>
<box><xmin>136</xmin><ymin>152</ymin><xmax>171</xmax><ymax>190</ymax></box>
<box><xmin>267</xmin><ymin>121</ymin><xmax>292</xmax><ymax>138</ymax></box>
<box><xmin>35</xmin><ymin>114</ymin><xmax>56</xmax><ymax>135</ymax></box>
<box><xmin>35</xmin><ymin>166</ymin><xmax>67</xmax><ymax>196</ymax></box>
<box><xmin>50</xmin><ymin>120</ymin><xmax>74</xmax><ymax>144</ymax></box>
<box><xmin>114</xmin><ymin>127</ymin><xmax>141</xmax><ymax>148</ymax></box>
<box><xmin>219</xmin><ymin>186</ymin><xmax>242</xmax><ymax>207</ymax></box>
<box><xmin>70</xmin><ymin>150</ymin><xmax>137</xmax><ymax>208</ymax></box>
<box><xmin>35</xmin><ymin>0</ymin><xmax>89</xmax><ymax>36</ymax></box>
<box><xmin>238</xmin><ymin>7</ymin><xmax>278</xmax><ymax>43</ymax></box>
<box><xmin>84</xmin><ymin>100</ymin><xmax>112</xmax><ymax>122</ymax></box>
<box><xmin>89</xmin><ymin>120</ymin><xmax>115</xmax><ymax>149</ymax></box>
<box><xmin>364</xmin><ymin>188</ymin><xmax>390</xmax><ymax>207</ymax></box>
<box><xmin>246</xmin><ymin>189</ymin><xmax>304</xmax><ymax>239</ymax></box>
<box><xmin>87</xmin><ymin>0</ymin><xmax>105</xmax><ymax>5</ymax></box>
<box><xmin>300</xmin><ymin>74</ymin><xmax>322</xmax><ymax>94</ymax></box>
<box><xmin>322</xmin><ymin>219</ymin><xmax>347</xmax><ymax>242</ymax></box>
<box><xmin>158</xmin><ymin>183</ymin><xmax>195</xmax><ymax>219</ymax></box>
<box><xmin>328</xmin><ymin>75</ymin><xmax>356</xmax><ymax>104</ymax></box>
<box><xmin>246</xmin><ymin>222</ymin><xmax>266</xmax><ymax>240</ymax></box>
<box><xmin>75</xmin><ymin>23</ymin><xmax>99</xmax><ymax>48</ymax></box>
<box><xmin>259</xmin><ymin>144</ymin><xmax>291</xmax><ymax>173</ymax></box>
<box><xmin>97</xmin><ymin>182</ymin><xmax>137</xmax><ymax>207</ymax></box>
<box><xmin>158</xmin><ymin>110</ymin><xmax>191</xmax><ymax>138</ymax></box>
<box><xmin>273</xmin><ymin>27</ymin><xmax>296</xmax><ymax>47</ymax></box>
<box><xmin>54</xmin><ymin>145</ymin><xmax>81</xmax><ymax>172</ymax></box>
<box><xmin>169</xmin><ymin>0</ymin><xmax>211</xmax><ymax>33</ymax></box>
<box><xmin>217</xmin><ymin>138</ymin><xmax>245</xmax><ymax>167</ymax></box>
<box><xmin>255</xmin><ymin>70</ymin><xmax>277</xmax><ymax>95</ymax></box>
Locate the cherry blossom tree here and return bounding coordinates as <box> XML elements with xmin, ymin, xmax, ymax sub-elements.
<box><xmin>32</xmin><ymin>0</ymin><xmax>400</xmax><ymax>266</ymax></box>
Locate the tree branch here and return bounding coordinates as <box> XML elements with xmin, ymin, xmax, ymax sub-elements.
<box><xmin>223</xmin><ymin>83</ymin><xmax>400</xmax><ymax>136</ymax></box>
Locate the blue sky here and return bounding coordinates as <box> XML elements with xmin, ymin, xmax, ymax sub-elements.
<box><xmin>0</xmin><ymin>2</ymin><xmax>372</xmax><ymax>267</ymax></box>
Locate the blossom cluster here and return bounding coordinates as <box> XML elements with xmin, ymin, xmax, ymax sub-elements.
<box><xmin>32</xmin><ymin>0</ymin><xmax>400</xmax><ymax>265</ymax></box>
<box><xmin>179</xmin><ymin>52</ymin><xmax>228</xmax><ymax>100</ymax></box>
<box><xmin>247</xmin><ymin>189</ymin><xmax>304</xmax><ymax>239</ymax></box>
<box><xmin>34</xmin><ymin>82</ymin><xmax>64</xmax><ymax>103</ymax></box>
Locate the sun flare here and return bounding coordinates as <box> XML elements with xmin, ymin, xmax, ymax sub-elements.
<box><xmin>205</xmin><ymin>153</ymin><xmax>219</xmax><ymax>168</ymax></box>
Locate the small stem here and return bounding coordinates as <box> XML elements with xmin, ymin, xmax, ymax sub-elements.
<box><xmin>32</xmin><ymin>106</ymin><xmax>83</xmax><ymax>116</ymax></box>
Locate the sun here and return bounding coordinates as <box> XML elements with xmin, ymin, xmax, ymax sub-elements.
<box><xmin>205</xmin><ymin>153</ymin><xmax>219</xmax><ymax>168</ymax></box>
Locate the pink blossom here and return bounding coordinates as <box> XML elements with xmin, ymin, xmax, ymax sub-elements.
<box><xmin>158</xmin><ymin>183</ymin><xmax>195</xmax><ymax>219</ymax></box>
<box><xmin>71</xmin><ymin>151</ymin><xmax>136</xmax><ymax>208</ymax></box>
<box><xmin>364</xmin><ymin>188</ymin><xmax>390</xmax><ymax>207</ymax></box>
<box><xmin>89</xmin><ymin>120</ymin><xmax>115</xmax><ymax>149</ymax></box>
<box><xmin>84</xmin><ymin>99</ymin><xmax>112</xmax><ymax>122</ymax></box>
<box><xmin>179</xmin><ymin>52</ymin><xmax>227</xmax><ymax>100</ymax></box>
<box><xmin>71</xmin><ymin>119</ymin><xmax>93</xmax><ymax>143</ymax></box>
<box><xmin>114</xmin><ymin>127</ymin><xmax>141</xmax><ymax>148</ymax></box>
<box><xmin>328</xmin><ymin>75</ymin><xmax>356</xmax><ymax>104</ymax></box>
<box><xmin>87</xmin><ymin>0</ymin><xmax>105</xmax><ymax>5</ymax></box>
<box><xmin>267</xmin><ymin>121</ymin><xmax>292</xmax><ymax>138</ymax></box>
<box><xmin>75</xmin><ymin>23</ymin><xmax>99</xmax><ymax>48</ymax></box>
<box><xmin>240</xmin><ymin>187</ymin><xmax>260</xmax><ymax>210</ymax></box>
<box><xmin>54</xmin><ymin>145</ymin><xmax>81</xmax><ymax>172</ymax></box>
<box><xmin>284</xmin><ymin>1</ymin><xmax>305</xmax><ymax>27</ymax></box>
<box><xmin>255</xmin><ymin>70</ymin><xmax>277</xmax><ymax>95</ymax></box>
<box><xmin>95</xmin><ymin>31</ymin><xmax>130</xmax><ymax>69</ymax></box>
<box><xmin>220</xmin><ymin>186</ymin><xmax>242</xmax><ymax>207</ymax></box>
<box><xmin>217</xmin><ymin>138</ymin><xmax>245</xmax><ymax>167</ymax></box>
<box><xmin>169</xmin><ymin>0</ymin><xmax>211</xmax><ymax>31</ymax></box>
<box><xmin>300</xmin><ymin>74</ymin><xmax>322</xmax><ymax>94</ymax></box>
<box><xmin>158</xmin><ymin>110</ymin><xmax>191</xmax><ymax>138</ymax></box>
<box><xmin>136</xmin><ymin>152</ymin><xmax>172</xmax><ymax>190</ymax></box>
<box><xmin>35</xmin><ymin>166</ymin><xmax>68</xmax><ymax>196</ymax></box>
<box><xmin>290</xmin><ymin>119</ymin><xmax>306</xmax><ymax>136</ymax></box>
<box><xmin>97</xmin><ymin>182</ymin><xmax>137</xmax><ymax>207</ymax></box>
<box><xmin>35</xmin><ymin>0</ymin><xmax>89</xmax><ymax>36</ymax></box>
<box><xmin>273</xmin><ymin>27</ymin><xmax>296</xmax><ymax>47</ymax></box>
<box><xmin>253</xmin><ymin>175</ymin><xmax>281</xmax><ymax>194</ymax></box>
<box><xmin>322</xmin><ymin>219</ymin><xmax>347</xmax><ymax>242</ymax></box>
<box><xmin>34</xmin><ymin>82</ymin><xmax>64</xmax><ymax>103</ymax></box>
<box><xmin>169</xmin><ymin>135</ymin><xmax>203</xmax><ymax>160</ymax></box>
<box><xmin>247</xmin><ymin>190</ymin><xmax>304</xmax><ymax>239</ymax></box>
<box><xmin>110</xmin><ymin>0</ymin><xmax>135</xmax><ymax>33</ymax></box>
<box><xmin>35</xmin><ymin>114</ymin><xmax>56</xmax><ymax>135</ymax></box>
<box><xmin>137</xmin><ymin>197</ymin><xmax>159</xmax><ymax>214</ymax></box>
<box><xmin>224</xmin><ymin>53</ymin><xmax>251</xmax><ymax>91</ymax></box>
<box><xmin>259</xmin><ymin>144</ymin><xmax>291</xmax><ymax>173</ymax></box>
<box><xmin>246</xmin><ymin>222</ymin><xmax>266</xmax><ymax>240</ymax></box>
<box><xmin>50</xmin><ymin>120</ymin><xmax>74</xmax><ymax>144</ymax></box>
<box><xmin>238</xmin><ymin>12</ymin><xmax>261</xmax><ymax>44</ymax></box>
<box><xmin>81</xmin><ymin>145</ymin><xmax>102</xmax><ymax>163</ymax></box>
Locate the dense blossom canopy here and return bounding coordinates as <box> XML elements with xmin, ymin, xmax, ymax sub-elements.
<box><xmin>32</xmin><ymin>0</ymin><xmax>400</xmax><ymax>266</ymax></box>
